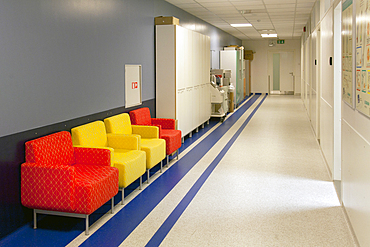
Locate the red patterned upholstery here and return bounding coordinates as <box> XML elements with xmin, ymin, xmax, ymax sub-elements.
<box><xmin>129</xmin><ymin>107</ymin><xmax>152</xmax><ymax>125</ymax></box>
<box><xmin>129</xmin><ymin>107</ymin><xmax>181</xmax><ymax>155</ymax></box>
<box><xmin>73</xmin><ymin>164</ymin><xmax>118</xmax><ymax>214</ymax></box>
<box><xmin>161</xmin><ymin>129</ymin><xmax>182</xmax><ymax>156</ymax></box>
<box><xmin>21</xmin><ymin>131</ymin><xmax>119</xmax><ymax>215</ymax></box>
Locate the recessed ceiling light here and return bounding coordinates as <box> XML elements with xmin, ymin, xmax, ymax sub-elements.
<box><xmin>261</xmin><ymin>33</ymin><xmax>277</xmax><ymax>38</ymax></box>
<box><xmin>231</xmin><ymin>23</ymin><xmax>252</xmax><ymax>27</ymax></box>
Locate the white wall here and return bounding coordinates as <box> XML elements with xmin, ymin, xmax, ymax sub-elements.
<box><xmin>320</xmin><ymin>7</ymin><xmax>334</xmax><ymax>177</ymax></box>
<box><xmin>242</xmin><ymin>40</ymin><xmax>301</xmax><ymax>94</ymax></box>
<box><xmin>342</xmin><ymin>108</ymin><xmax>370</xmax><ymax>246</ymax></box>
<box><xmin>302</xmin><ymin>0</ymin><xmax>370</xmax><ymax>245</ymax></box>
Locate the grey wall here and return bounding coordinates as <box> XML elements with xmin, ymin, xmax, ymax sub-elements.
<box><xmin>0</xmin><ymin>0</ymin><xmax>241</xmax><ymax>138</ymax></box>
<box><xmin>0</xmin><ymin>0</ymin><xmax>241</xmax><ymax>240</ymax></box>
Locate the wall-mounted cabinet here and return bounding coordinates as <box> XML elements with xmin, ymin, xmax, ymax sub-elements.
<box><xmin>156</xmin><ymin>25</ymin><xmax>211</xmax><ymax>137</ymax></box>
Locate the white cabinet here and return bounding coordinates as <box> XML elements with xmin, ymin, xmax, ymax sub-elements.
<box><xmin>156</xmin><ymin>25</ymin><xmax>211</xmax><ymax>137</ymax></box>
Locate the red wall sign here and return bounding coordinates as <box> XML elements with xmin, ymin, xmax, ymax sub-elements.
<box><xmin>132</xmin><ymin>81</ymin><xmax>138</xmax><ymax>89</ymax></box>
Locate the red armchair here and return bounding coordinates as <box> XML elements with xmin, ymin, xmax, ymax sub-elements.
<box><xmin>21</xmin><ymin>131</ymin><xmax>119</xmax><ymax>235</ymax></box>
<box><xmin>129</xmin><ymin>107</ymin><xmax>181</xmax><ymax>164</ymax></box>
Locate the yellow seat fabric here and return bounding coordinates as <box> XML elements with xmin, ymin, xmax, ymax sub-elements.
<box><xmin>71</xmin><ymin>121</ymin><xmax>146</xmax><ymax>189</ymax></box>
<box><xmin>104</xmin><ymin>113</ymin><xmax>166</xmax><ymax>171</ymax></box>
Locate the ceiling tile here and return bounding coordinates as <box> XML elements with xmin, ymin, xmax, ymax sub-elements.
<box><xmin>166</xmin><ymin>0</ymin><xmax>311</xmax><ymax>40</ymax></box>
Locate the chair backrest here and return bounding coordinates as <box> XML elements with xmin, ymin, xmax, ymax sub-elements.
<box><xmin>104</xmin><ymin>113</ymin><xmax>132</xmax><ymax>135</ymax></box>
<box><xmin>71</xmin><ymin>121</ymin><xmax>108</xmax><ymax>147</ymax></box>
<box><xmin>25</xmin><ymin>131</ymin><xmax>75</xmax><ymax>166</ymax></box>
<box><xmin>129</xmin><ymin>107</ymin><xmax>152</xmax><ymax>125</ymax></box>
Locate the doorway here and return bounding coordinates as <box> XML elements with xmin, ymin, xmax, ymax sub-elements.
<box><xmin>268</xmin><ymin>51</ymin><xmax>295</xmax><ymax>94</ymax></box>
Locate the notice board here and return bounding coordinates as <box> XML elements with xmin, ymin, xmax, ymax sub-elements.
<box><xmin>125</xmin><ymin>65</ymin><xmax>142</xmax><ymax>108</ymax></box>
<box><xmin>343</xmin><ymin>0</ymin><xmax>354</xmax><ymax>107</ymax></box>
<box><xmin>355</xmin><ymin>0</ymin><xmax>370</xmax><ymax>116</ymax></box>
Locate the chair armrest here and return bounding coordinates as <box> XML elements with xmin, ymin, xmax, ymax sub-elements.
<box><xmin>152</xmin><ymin>118</ymin><xmax>176</xmax><ymax>130</ymax></box>
<box><xmin>107</xmin><ymin>133</ymin><xmax>141</xmax><ymax>150</ymax></box>
<box><xmin>21</xmin><ymin>162</ymin><xmax>76</xmax><ymax>211</ymax></box>
<box><xmin>74</xmin><ymin>147</ymin><xmax>112</xmax><ymax>167</ymax></box>
<box><xmin>132</xmin><ymin>125</ymin><xmax>159</xmax><ymax>139</ymax></box>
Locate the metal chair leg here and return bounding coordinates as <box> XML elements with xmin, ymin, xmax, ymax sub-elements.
<box><xmin>111</xmin><ymin>198</ymin><xmax>114</xmax><ymax>213</ymax></box>
<box><xmin>85</xmin><ymin>215</ymin><xmax>89</xmax><ymax>235</ymax></box>
<box><xmin>177</xmin><ymin>150</ymin><xmax>179</xmax><ymax>160</ymax></box>
<box><xmin>167</xmin><ymin>155</ymin><xmax>169</xmax><ymax>165</ymax></box>
<box><xmin>160</xmin><ymin>160</ymin><xmax>163</xmax><ymax>173</ymax></box>
<box><xmin>121</xmin><ymin>188</ymin><xmax>124</xmax><ymax>205</ymax></box>
<box><xmin>147</xmin><ymin>169</ymin><xmax>150</xmax><ymax>184</ymax></box>
<box><xmin>33</xmin><ymin>209</ymin><xmax>37</xmax><ymax>229</ymax></box>
<box><xmin>140</xmin><ymin>176</ymin><xmax>142</xmax><ymax>190</ymax></box>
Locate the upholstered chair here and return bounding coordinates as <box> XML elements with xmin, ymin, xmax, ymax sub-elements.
<box><xmin>71</xmin><ymin>121</ymin><xmax>146</xmax><ymax>205</ymax></box>
<box><xmin>21</xmin><ymin>131</ymin><xmax>119</xmax><ymax>235</ymax></box>
<box><xmin>129</xmin><ymin>107</ymin><xmax>181</xmax><ymax>164</ymax></box>
<box><xmin>104</xmin><ymin>113</ymin><xmax>166</xmax><ymax>183</ymax></box>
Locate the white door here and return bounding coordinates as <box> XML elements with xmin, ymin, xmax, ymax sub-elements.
<box><xmin>269</xmin><ymin>51</ymin><xmax>295</xmax><ymax>93</ymax></box>
<box><xmin>280</xmin><ymin>51</ymin><xmax>294</xmax><ymax>91</ymax></box>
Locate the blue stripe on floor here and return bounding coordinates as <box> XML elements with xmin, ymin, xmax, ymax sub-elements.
<box><xmin>79</xmin><ymin>94</ymin><xmax>262</xmax><ymax>247</ymax></box>
<box><xmin>146</xmin><ymin>94</ymin><xmax>267</xmax><ymax>247</ymax></box>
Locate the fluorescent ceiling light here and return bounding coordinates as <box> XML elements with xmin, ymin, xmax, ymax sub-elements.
<box><xmin>261</xmin><ymin>33</ymin><xmax>277</xmax><ymax>38</ymax></box>
<box><xmin>231</xmin><ymin>23</ymin><xmax>252</xmax><ymax>27</ymax></box>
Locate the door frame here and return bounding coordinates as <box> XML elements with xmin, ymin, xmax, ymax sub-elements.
<box><xmin>268</xmin><ymin>50</ymin><xmax>296</xmax><ymax>94</ymax></box>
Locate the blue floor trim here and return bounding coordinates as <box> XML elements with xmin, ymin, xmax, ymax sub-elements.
<box><xmin>146</xmin><ymin>94</ymin><xmax>267</xmax><ymax>246</ymax></box>
<box><xmin>0</xmin><ymin>95</ymin><xmax>261</xmax><ymax>247</ymax></box>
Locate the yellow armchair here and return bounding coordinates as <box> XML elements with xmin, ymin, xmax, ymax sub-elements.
<box><xmin>104</xmin><ymin>113</ymin><xmax>166</xmax><ymax>183</ymax></box>
<box><xmin>71</xmin><ymin>121</ymin><xmax>146</xmax><ymax>204</ymax></box>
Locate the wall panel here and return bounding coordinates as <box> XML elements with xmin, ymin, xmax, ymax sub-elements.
<box><xmin>342</xmin><ymin>120</ymin><xmax>370</xmax><ymax>246</ymax></box>
<box><xmin>319</xmin><ymin>7</ymin><xmax>334</xmax><ymax>176</ymax></box>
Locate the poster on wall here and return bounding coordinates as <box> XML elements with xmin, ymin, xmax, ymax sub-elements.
<box><xmin>125</xmin><ymin>65</ymin><xmax>142</xmax><ymax>108</ymax></box>
<box><xmin>343</xmin><ymin>0</ymin><xmax>354</xmax><ymax>107</ymax></box>
<box><xmin>355</xmin><ymin>0</ymin><xmax>370</xmax><ymax>116</ymax></box>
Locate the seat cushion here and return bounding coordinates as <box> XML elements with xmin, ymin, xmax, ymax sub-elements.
<box><xmin>161</xmin><ymin>129</ymin><xmax>182</xmax><ymax>155</ymax></box>
<box><xmin>73</xmin><ymin>164</ymin><xmax>119</xmax><ymax>214</ymax></box>
<box><xmin>141</xmin><ymin>138</ymin><xmax>166</xmax><ymax>169</ymax></box>
<box><xmin>113</xmin><ymin>150</ymin><xmax>146</xmax><ymax>188</ymax></box>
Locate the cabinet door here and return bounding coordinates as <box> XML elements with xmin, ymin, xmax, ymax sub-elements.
<box><xmin>185</xmin><ymin>87</ymin><xmax>193</xmax><ymax>135</ymax></box>
<box><xmin>201</xmin><ymin>83</ymin><xmax>211</xmax><ymax>122</ymax></box>
<box><xmin>187</xmin><ymin>30</ymin><xmax>193</xmax><ymax>88</ymax></box>
<box><xmin>192</xmin><ymin>32</ymin><xmax>200</xmax><ymax>87</ymax></box>
<box><xmin>202</xmin><ymin>34</ymin><xmax>206</xmax><ymax>85</ymax></box>
<box><xmin>156</xmin><ymin>25</ymin><xmax>176</xmax><ymax>119</ymax></box>
<box><xmin>193</xmin><ymin>85</ymin><xmax>201</xmax><ymax>127</ymax></box>
<box><xmin>177</xmin><ymin>88</ymin><xmax>186</xmax><ymax>134</ymax></box>
<box><xmin>205</xmin><ymin>36</ymin><xmax>211</xmax><ymax>85</ymax></box>
<box><xmin>200</xmin><ymin>84</ymin><xmax>205</xmax><ymax>122</ymax></box>
<box><xmin>176</xmin><ymin>26</ymin><xmax>185</xmax><ymax>90</ymax></box>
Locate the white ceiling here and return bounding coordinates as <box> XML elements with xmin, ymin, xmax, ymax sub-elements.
<box><xmin>165</xmin><ymin>0</ymin><xmax>315</xmax><ymax>40</ymax></box>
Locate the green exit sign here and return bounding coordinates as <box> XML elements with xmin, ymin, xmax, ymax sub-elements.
<box><xmin>277</xmin><ymin>40</ymin><xmax>285</xmax><ymax>44</ymax></box>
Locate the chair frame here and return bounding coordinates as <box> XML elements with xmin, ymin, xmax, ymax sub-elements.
<box><xmin>33</xmin><ymin>199</ymin><xmax>114</xmax><ymax>235</ymax></box>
